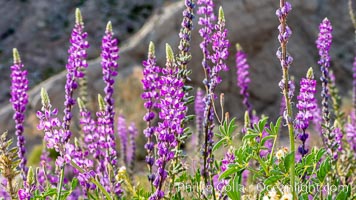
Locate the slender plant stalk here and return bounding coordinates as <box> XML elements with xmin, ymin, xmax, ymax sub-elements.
<box><xmin>56</xmin><ymin>167</ymin><xmax>65</xmax><ymax>200</ymax></box>
<box><xmin>277</xmin><ymin>0</ymin><xmax>296</xmax><ymax>198</ymax></box>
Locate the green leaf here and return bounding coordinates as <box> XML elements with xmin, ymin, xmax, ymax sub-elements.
<box><xmin>261</xmin><ymin>135</ymin><xmax>275</xmax><ymax>145</ymax></box>
<box><xmin>71</xmin><ymin>178</ymin><xmax>78</xmax><ymax>190</ymax></box>
<box><xmin>274</xmin><ymin>117</ymin><xmax>282</xmax><ymax>134</ymax></box>
<box><xmin>335</xmin><ymin>191</ymin><xmax>347</xmax><ymax>200</ymax></box>
<box><xmin>242</xmin><ymin>134</ymin><xmax>259</xmax><ymax>141</ymax></box>
<box><xmin>218</xmin><ymin>125</ymin><xmax>225</xmax><ymax>136</ymax></box>
<box><xmin>219</xmin><ymin>166</ymin><xmax>238</xmax><ymax>180</ymax></box>
<box><xmin>315</xmin><ymin>148</ymin><xmax>326</xmax><ymax>162</ymax></box>
<box><xmin>228</xmin><ymin>118</ymin><xmax>237</xmax><ymax>136</ymax></box>
<box><xmin>284</xmin><ymin>152</ymin><xmax>294</xmax><ymax>172</ymax></box>
<box><xmin>227</xmin><ymin>173</ymin><xmax>242</xmax><ymax>200</ymax></box>
<box><xmin>212</xmin><ymin>138</ymin><xmax>227</xmax><ymax>152</ymax></box>
<box><xmin>317</xmin><ymin>157</ymin><xmax>331</xmax><ymax>183</ymax></box>
<box><xmin>263</xmin><ymin>175</ymin><xmax>283</xmax><ymax>185</ymax></box>
<box><xmin>258</xmin><ymin>118</ymin><xmax>268</xmax><ymax>133</ymax></box>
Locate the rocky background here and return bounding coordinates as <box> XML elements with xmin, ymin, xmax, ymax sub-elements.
<box><xmin>0</xmin><ymin>0</ymin><xmax>355</xmax><ymax>153</ymax></box>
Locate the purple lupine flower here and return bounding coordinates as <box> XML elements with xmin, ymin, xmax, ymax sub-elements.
<box><xmin>128</xmin><ymin>122</ymin><xmax>138</xmax><ymax>173</ymax></box>
<box><xmin>276</xmin><ymin>1</ymin><xmax>294</xmax><ymax>125</ymax></box>
<box><xmin>101</xmin><ymin>21</ymin><xmax>119</xmax><ymax>166</ymax></box>
<box><xmin>18</xmin><ymin>189</ymin><xmax>30</xmax><ymax>200</ymax></box>
<box><xmin>142</xmin><ymin>41</ymin><xmax>161</xmax><ymax>182</ymax></box>
<box><xmin>77</xmin><ymin>98</ymin><xmax>98</xmax><ymax>156</ymax></box>
<box><xmin>65</xmin><ymin>141</ymin><xmax>96</xmax><ymax>191</ymax></box>
<box><xmin>316</xmin><ymin>18</ymin><xmax>334</xmax><ymax>156</ymax></box>
<box><xmin>345</xmin><ymin>119</ymin><xmax>356</xmax><ymax>157</ymax></box>
<box><xmin>235</xmin><ymin>44</ymin><xmax>252</xmax><ymax>119</ymax></box>
<box><xmin>197</xmin><ymin>0</ymin><xmax>215</xmax><ymax>75</ymax></box>
<box><xmin>276</xmin><ymin>1</ymin><xmax>293</xmax><ymax>70</ymax></box>
<box><xmin>210</xmin><ymin>7</ymin><xmax>229</xmax><ymax>88</ymax></box>
<box><xmin>95</xmin><ymin>95</ymin><xmax>122</xmax><ymax>195</ymax></box>
<box><xmin>331</xmin><ymin>127</ymin><xmax>343</xmax><ymax>159</ymax></box>
<box><xmin>118</xmin><ymin>114</ymin><xmax>128</xmax><ymax>166</ymax></box>
<box><xmin>149</xmin><ymin>44</ymin><xmax>186</xmax><ymax>200</ymax></box>
<box><xmin>312</xmin><ymin>99</ymin><xmax>322</xmax><ymax>134</ymax></box>
<box><xmin>259</xmin><ymin>130</ymin><xmax>273</xmax><ymax>158</ymax></box>
<box><xmin>294</xmin><ymin>68</ymin><xmax>317</xmax><ymax>158</ymax></box>
<box><xmin>37</xmin><ymin>149</ymin><xmax>59</xmax><ymax>187</ymax></box>
<box><xmin>37</xmin><ymin>88</ymin><xmax>65</xmax><ymax>157</ymax></box>
<box><xmin>0</xmin><ymin>178</ymin><xmax>10</xmax><ymax>199</ymax></box>
<box><xmin>200</xmin><ymin>6</ymin><xmax>230</xmax><ymax>183</ymax></box>
<box><xmin>215</xmin><ymin>148</ymin><xmax>235</xmax><ymax>196</ymax></box>
<box><xmin>194</xmin><ymin>88</ymin><xmax>205</xmax><ymax>146</ymax></box>
<box><xmin>9</xmin><ymin>49</ymin><xmax>29</xmax><ymax>180</ymax></box>
<box><xmin>178</xmin><ymin>0</ymin><xmax>195</xmax><ymax>69</ymax></box>
<box><xmin>63</xmin><ymin>8</ymin><xmax>89</xmax><ymax>142</ymax></box>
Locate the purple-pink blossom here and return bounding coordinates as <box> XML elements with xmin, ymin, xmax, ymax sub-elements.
<box><xmin>10</xmin><ymin>49</ymin><xmax>29</xmax><ymax>180</ymax></box>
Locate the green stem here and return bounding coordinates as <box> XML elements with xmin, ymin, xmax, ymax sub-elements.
<box><xmin>269</xmin><ymin>135</ymin><xmax>278</xmax><ymax>167</ymax></box>
<box><xmin>91</xmin><ymin>178</ymin><xmax>112</xmax><ymax>200</ymax></box>
<box><xmin>256</xmin><ymin>155</ymin><xmax>269</xmax><ymax>176</ymax></box>
<box><xmin>70</xmin><ymin>161</ymin><xmax>112</xmax><ymax>200</ymax></box>
<box><xmin>56</xmin><ymin>166</ymin><xmax>65</xmax><ymax>200</ymax></box>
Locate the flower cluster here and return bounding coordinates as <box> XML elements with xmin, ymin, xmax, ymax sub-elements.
<box><xmin>316</xmin><ymin>18</ymin><xmax>334</xmax><ymax>156</ymax></box>
<box><xmin>294</xmin><ymin>68</ymin><xmax>317</xmax><ymax>157</ymax></box>
<box><xmin>118</xmin><ymin>114</ymin><xmax>128</xmax><ymax>166</ymax></box>
<box><xmin>236</xmin><ymin>44</ymin><xmax>252</xmax><ymax>119</ymax></box>
<box><xmin>141</xmin><ymin>41</ymin><xmax>161</xmax><ymax>182</ymax></box>
<box><xmin>276</xmin><ymin>1</ymin><xmax>293</xmax><ymax>69</ymax></box>
<box><xmin>128</xmin><ymin>122</ymin><xmax>138</xmax><ymax>173</ymax></box>
<box><xmin>9</xmin><ymin>49</ymin><xmax>29</xmax><ymax>180</ymax></box>
<box><xmin>150</xmin><ymin>44</ymin><xmax>186</xmax><ymax>200</ymax></box>
<box><xmin>101</xmin><ymin>22</ymin><xmax>119</xmax><ymax>166</ymax></box>
<box><xmin>194</xmin><ymin>88</ymin><xmax>205</xmax><ymax>145</ymax></box>
<box><xmin>63</xmin><ymin>8</ymin><xmax>89</xmax><ymax>142</ymax></box>
<box><xmin>345</xmin><ymin>120</ymin><xmax>356</xmax><ymax>157</ymax></box>
<box><xmin>197</xmin><ymin>0</ymin><xmax>215</xmax><ymax>74</ymax></box>
<box><xmin>178</xmin><ymin>0</ymin><xmax>195</xmax><ymax>69</ymax></box>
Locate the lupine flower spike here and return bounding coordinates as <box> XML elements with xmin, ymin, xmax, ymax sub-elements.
<box><xmin>197</xmin><ymin>6</ymin><xmax>215</xmax><ymax>175</ymax></box>
<box><xmin>195</xmin><ymin>88</ymin><xmax>205</xmax><ymax>147</ymax></box>
<box><xmin>142</xmin><ymin>41</ymin><xmax>161</xmax><ymax>184</ymax></box>
<box><xmin>316</xmin><ymin>18</ymin><xmax>334</xmax><ymax>157</ymax></box>
<box><xmin>118</xmin><ymin>114</ymin><xmax>128</xmax><ymax>166</ymax></box>
<box><xmin>197</xmin><ymin>1</ymin><xmax>215</xmax><ymax>181</ymax></box>
<box><xmin>294</xmin><ymin>68</ymin><xmax>317</xmax><ymax>158</ymax></box>
<box><xmin>63</xmin><ymin>8</ymin><xmax>89</xmax><ymax>142</ymax></box>
<box><xmin>178</xmin><ymin>0</ymin><xmax>195</xmax><ymax>72</ymax></box>
<box><xmin>10</xmin><ymin>48</ymin><xmax>29</xmax><ymax>180</ymax></box>
<box><xmin>275</xmin><ymin>1</ymin><xmax>296</xmax><ymax>197</ymax></box>
<box><xmin>128</xmin><ymin>122</ymin><xmax>138</xmax><ymax>174</ymax></box>
<box><xmin>149</xmin><ymin>44</ymin><xmax>186</xmax><ymax>200</ymax></box>
<box><xmin>235</xmin><ymin>44</ymin><xmax>252</xmax><ymax>121</ymax></box>
<box><xmin>101</xmin><ymin>21</ymin><xmax>119</xmax><ymax>167</ymax></box>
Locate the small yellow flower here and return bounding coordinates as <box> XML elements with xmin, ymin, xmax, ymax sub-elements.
<box><xmin>116</xmin><ymin>166</ymin><xmax>127</xmax><ymax>181</ymax></box>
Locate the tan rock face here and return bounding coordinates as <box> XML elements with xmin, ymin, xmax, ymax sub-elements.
<box><xmin>0</xmin><ymin>0</ymin><xmax>354</xmax><ymax>148</ymax></box>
